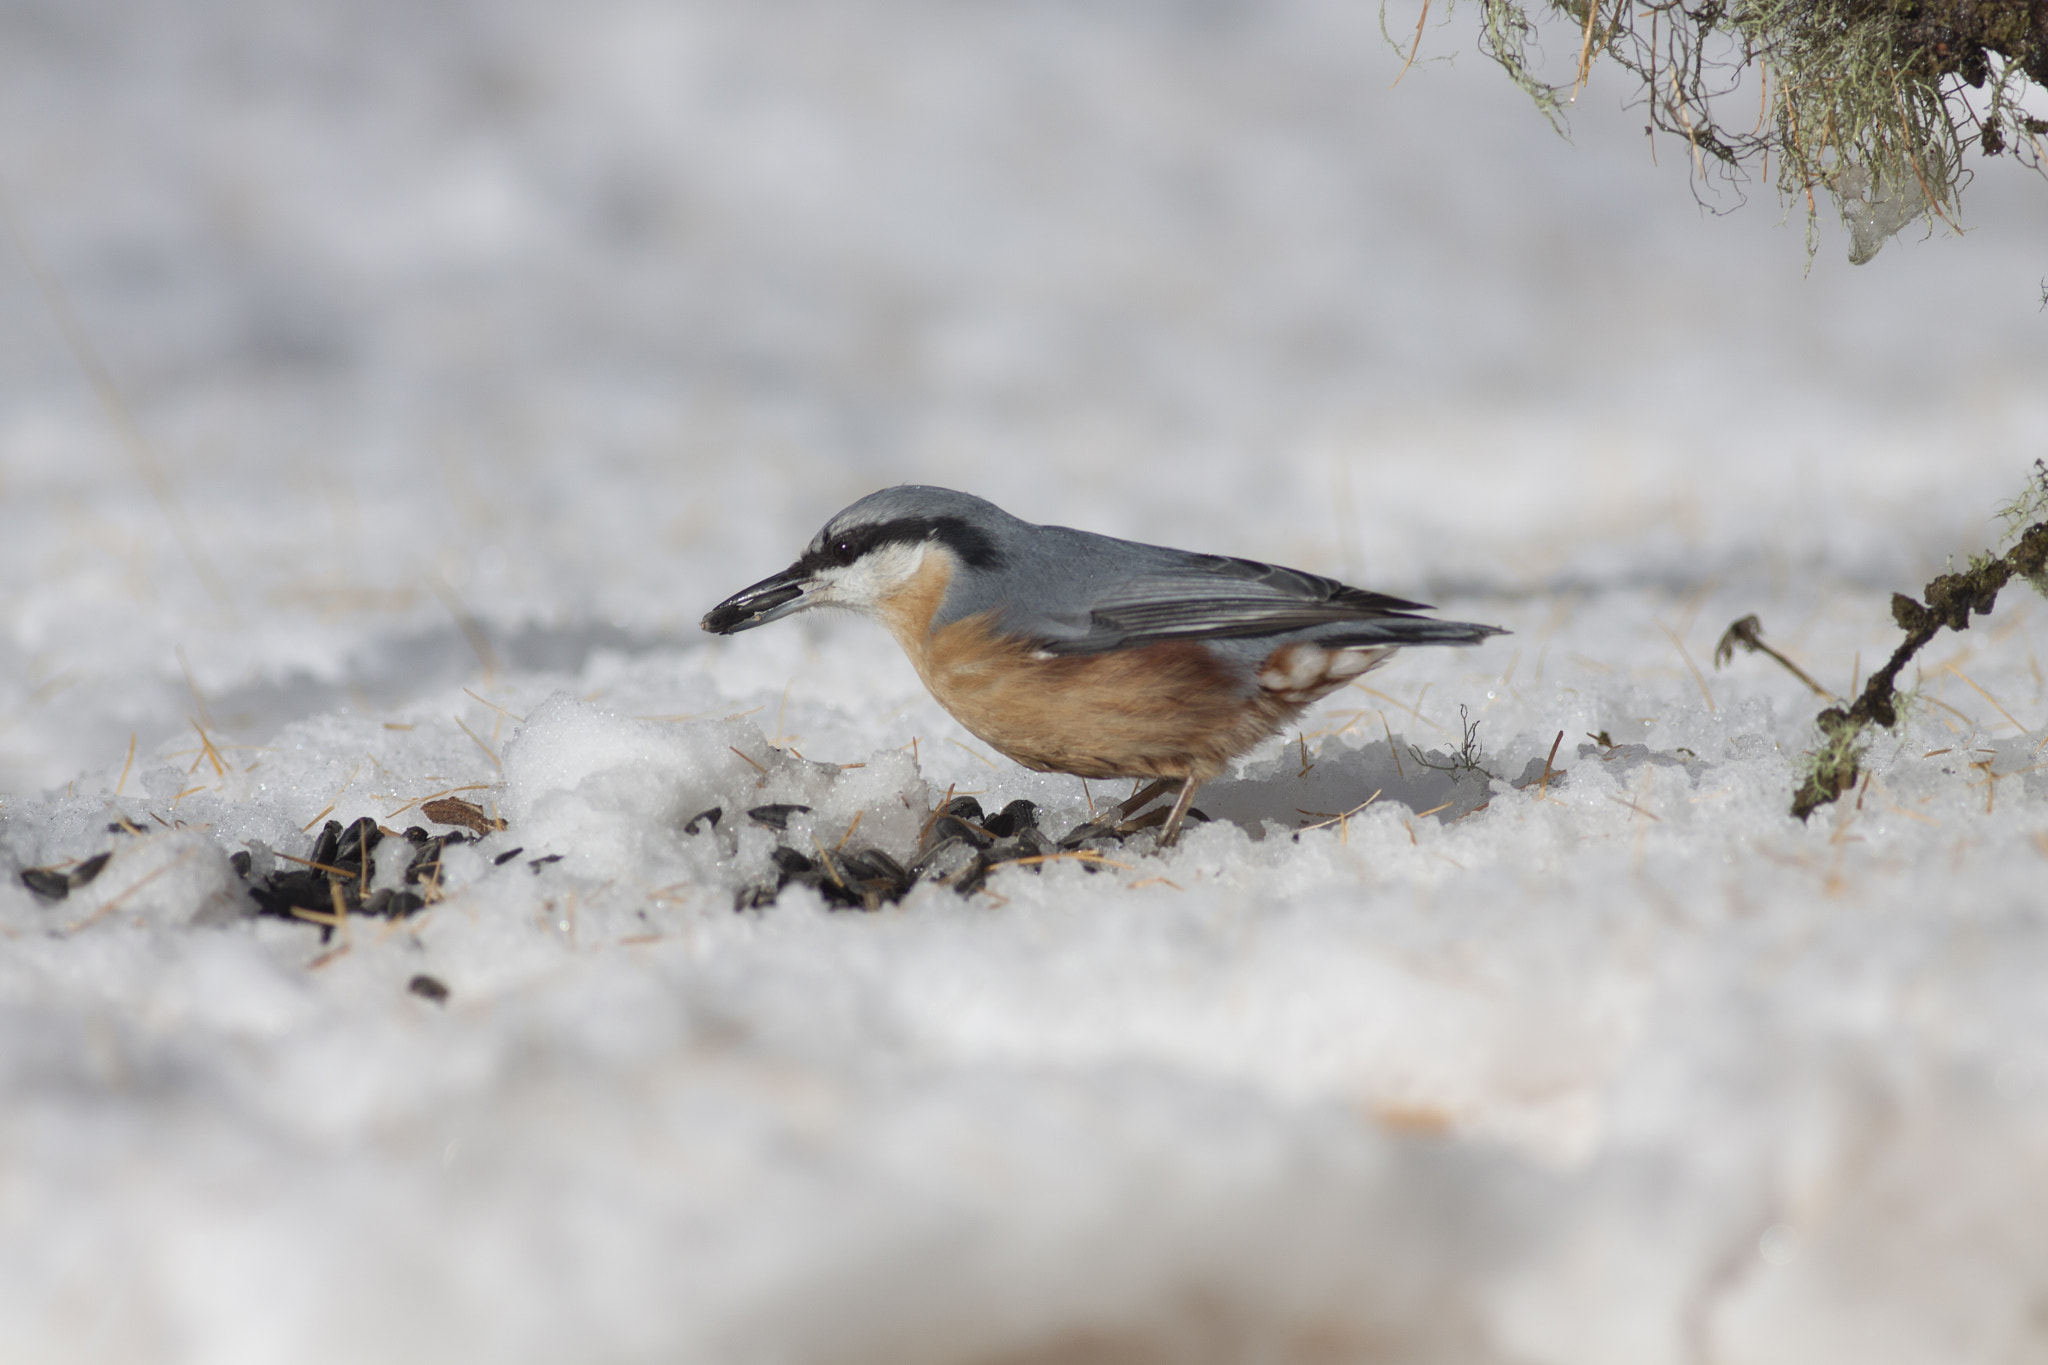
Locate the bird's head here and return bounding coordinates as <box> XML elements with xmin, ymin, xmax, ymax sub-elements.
<box><xmin>701</xmin><ymin>486</ymin><xmax>1012</xmax><ymax>635</ymax></box>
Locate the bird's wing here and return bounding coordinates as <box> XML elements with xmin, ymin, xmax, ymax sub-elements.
<box><xmin>1024</xmin><ymin>553</ymin><xmax>1478</xmax><ymax>655</ymax></box>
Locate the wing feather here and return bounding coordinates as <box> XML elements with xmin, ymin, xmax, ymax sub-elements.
<box><xmin>1029</xmin><ymin>553</ymin><xmax>1496</xmax><ymax>655</ymax></box>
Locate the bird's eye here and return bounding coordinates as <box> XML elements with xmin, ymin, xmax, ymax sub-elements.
<box><xmin>830</xmin><ymin>537</ymin><xmax>857</xmax><ymax>565</ymax></box>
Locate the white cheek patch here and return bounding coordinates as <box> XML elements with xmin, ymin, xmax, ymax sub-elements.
<box><xmin>812</xmin><ymin>541</ymin><xmax>928</xmax><ymax>613</ymax></box>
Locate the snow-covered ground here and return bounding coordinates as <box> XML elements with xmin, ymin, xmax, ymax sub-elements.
<box><xmin>4</xmin><ymin>1</ymin><xmax>2047</xmax><ymax>1360</ymax></box>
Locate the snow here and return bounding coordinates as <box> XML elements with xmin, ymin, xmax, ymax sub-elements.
<box><xmin>4</xmin><ymin>0</ymin><xmax>2048</xmax><ymax>1360</ymax></box>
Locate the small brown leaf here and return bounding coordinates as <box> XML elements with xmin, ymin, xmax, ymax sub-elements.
<box><xmin>421</xmin><ymin>796</ymin><xmax>505</xmax><ymax>835</ymax></box>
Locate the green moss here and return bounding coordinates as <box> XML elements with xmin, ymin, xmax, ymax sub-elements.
<box><xmin>1997</xmin><ymin>461</ymin><xmax>2048</xmax><ymax>598</ymax></box>
<box><xmin>1416</xmin><ymin>0</ymin><xmax>2047</xmax><ymax>260</ymax></box>
<box><xmin>1791</xmin><ymin>706</ymin><xmax>1871</xmax><ymax>820</ymax></box>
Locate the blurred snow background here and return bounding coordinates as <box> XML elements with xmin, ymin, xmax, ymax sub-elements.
<box><xmin>2</xmin><ymin>0</ymin><xmax>2047</xmax><ymax>1360</ymax></box>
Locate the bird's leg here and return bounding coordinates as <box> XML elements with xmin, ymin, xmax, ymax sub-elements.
<box><xmin>1111</xmin><ymin>778</ymin><xmax>1176</xmax><ymax>823</ymax></box>
<box><xmin>1156</xmin><ymin>775</ymin><xmax>1202</xmax><ymax>848</ymax></box>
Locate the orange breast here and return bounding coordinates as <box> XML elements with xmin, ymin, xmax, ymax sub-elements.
<box><xmin>921</xmin><ymin>621</ymin><xmax>1273</xmax><ymax>780</ymax></box>
<box><xmin>875</xmin><ymin>553</ymin><xmax>1363</xmax><ymax>781</ymax></box>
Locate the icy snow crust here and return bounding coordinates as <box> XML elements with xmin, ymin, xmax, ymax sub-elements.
<box><xmin>5</xmin><ymin>0</ymin><xmax>2048</xmax><ymax>1361</ymax></box>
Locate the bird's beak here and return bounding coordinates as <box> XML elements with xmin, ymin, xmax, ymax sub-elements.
<box><xmin>702</xmin><ymin>564</ymin><xmax>811</xmax><ymax>634</ymax></box>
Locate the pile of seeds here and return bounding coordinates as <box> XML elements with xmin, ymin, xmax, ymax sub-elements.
<box><xmin>716</xmin><ymin>794</ymin><xmax>1197</xmax><ymax>911</ymax></box>
<box><xmin>244</xmin><ymin>817</ymin><xmax>448</xmax><ymax>933</ymax></box>
<box><xmin>17</xmin><ymin>791</ymin><xmax>1203</xmax><ymax>928</ymax></box>
<box><xmin>17</xmin><ymin>847</ymin><xmax>112</xmax><ymax>901</ymax></box>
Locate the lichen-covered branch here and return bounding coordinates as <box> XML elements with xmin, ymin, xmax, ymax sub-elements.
<box><xmin>1789</xmin><ymin>467</ymin><xmax>2048</xmax><ymax>819</ymax></box>
<box><xmin>1410</xmin><ymin>0</ymin><xmax>2048</xmax><ymax>260</ymax></box>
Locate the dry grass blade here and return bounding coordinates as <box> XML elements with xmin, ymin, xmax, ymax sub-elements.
<box><xmin>115</xmin><ymin>732</ymin><xmax>136</xmax><ymax>797</ymax></box>
<box><xmin>834</xmin><ymin>810</ymin><xmax>864</xmax><ymax>852</ymax></box>
<box><xmin>273</xmin><ymin>852</ymin><xmax>358</xmax><ymax>878</ymax></box>
<box><xmin>1355</xmin><ymin>684</ymin><xmax>1442</xmax><ymax>732</ymax></box>
<box><xmin>1655</xmin><ymin>618</ymin><xmax>1715</xmax><ymax>712</ymax></box>
<box><xmin>918</xmin><ymin>784</ymin><xmax>959</xmax><ymax>846</ymax></box>
<box><xmin>1393</xmin><ymin>0</ymin><xmax>1431</xmax><ymax>86</ymax></box>
<box><xmin>1942</xmin><ymin>664</ymin><xmax>2028</xmax><ymax>733</ymax></box>
<box><xmin>809</xmin><ymin>836</ymin><xmax>848</xmax><ymax>891</ymax></box>
<box><xmin>463</xmin><ymin>688</ymin><xmax>527</xmax><ymax>723</ymax></box>
<box><xmin>1571</xmin><ymin>0</ymin><xmax>1601</xmax><ymax>96</ymax></box>
<box><xmin>1607</xmin><ymin>794</ymin><xmax>1661</xmax><ymax>821</ymax></box>
<box><xmin>1297</xmin><ymin>790</ymin><xmax>1383</xmax><ymax>833</ymax></box>
<box><xmin>189</xmin><ymin>720</ymin><xmax>228</xmax><ymax>779</ymax></box>
<box><xmin>454</xmin><ymin>715</ymin><xmax>501</xmax><ymax>770</ymax></box>
<box><xmin>65</xmin><ymin>850</ymin><xmax>198</xmax><ymax>933</ymax></box>
<box><xmin>946</xmin><ymin>738</ymin><xmax>998</xmax><ymax>769</ymax></box>
<box><xmin>305</xmin><ymin>942</ymin><xmax>353</xmax><ymax>970</ymax></box>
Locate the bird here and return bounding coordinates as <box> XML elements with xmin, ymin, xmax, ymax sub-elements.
<box><xmin>702</xmin><ymin>486</ymin><xmax>1504</xmax><ymax>847</ymax></box>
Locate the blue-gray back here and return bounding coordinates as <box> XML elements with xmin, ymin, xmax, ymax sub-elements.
<box><xmin>824</xmin><ymin>485</ymin><xmax>1502</xmax><ymax>659</ymax></box>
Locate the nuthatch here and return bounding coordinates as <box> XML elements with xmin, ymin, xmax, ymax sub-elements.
<box><xmin>704</xmin><ymin>486</ymin><xmax>1504</xmax><ymax>846</ymax></box>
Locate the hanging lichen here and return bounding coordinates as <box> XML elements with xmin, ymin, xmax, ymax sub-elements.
<box><xmin>1395</xmin><ymin>0</ymin><xmax>2048</xmax><ymax>260</ymax></box>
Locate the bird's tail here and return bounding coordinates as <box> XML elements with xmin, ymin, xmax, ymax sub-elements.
<box><xmin>1320</xmin><ymin>617</ymin><xmax>1507</xmax><ymax>647</ymax></box>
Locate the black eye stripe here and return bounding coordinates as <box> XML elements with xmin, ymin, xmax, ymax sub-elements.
<box><xmin>799</xmin><ymin>516</ymin><xmax>1003</xmax><ymax>574</ymax></box>
<box><xmin>814</xmin><ymin>527</ymin><xmax>876</xmax><ymax>567</ymax></box>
